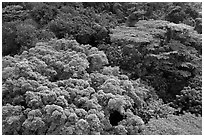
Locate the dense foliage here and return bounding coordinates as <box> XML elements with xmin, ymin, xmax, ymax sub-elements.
<box><xmin>2</xmin><ymin>2</ymin><xmax>202</xmax><ymax>56</ymax></box>
<box><xmin>2</xmin><ymin>2</ymin><xmax>202</xmax><ymax>135</ymax></box>
<box><xmin>2</xmin><ymin>39</ymin><xmax>153</xmax><ymax>134</ymax></box>
<box><xmin>105</xmin><ymin>20</ymin><xmax>202</xmax><ymax>106</ymax></box>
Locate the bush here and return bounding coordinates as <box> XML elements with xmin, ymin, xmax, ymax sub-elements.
<box><xmin>2</xmin><ymin>19</ymin><xmax>54</xmax><ymax>56</ymax></box>
<box><xmin>184</xmin><ymin>4</ymin><xmax>200</xmax><ymax>19</ymax></box>
<box><xmin>2</xmin><ymin>22</ymin><xmax>19</xmax><ymax>56</ymax></box>
<box><xmin>48</xmin><ymin>17</ymin><xmax>70</xmax><ymax>39</ymax></box>
<box><xmin>15</xmin><ymin>23</ymin><xmax>38</xmax><ymax>50</ymax></box>
<box><xmin>2</xmin><ymin>39</ymin><xmax>153</xmax><ymax>135</ymax></box>
<box><xmin>36</xmin><ymin>29</ymin><xmax>56</xmax><ymax>42</ymax></box>
<box><xmin>165</xmin><ymin>6</ymin><xmax>186</xmax><ymax>23</ymax></box>
<box><xmin>136</xmin><ymin>98</ymin><xmax>175</xmax><ymax>124</ymax></box>
<box><xmin>2</xmin><ymin>5</ymin><xmax>29</xmax><ymax>22</ymax></box>
<box><xmin>174</xmin><ymin>87</ymin><xmax>202</xmax><ymax>115</ymax></box>
<box><xmin>30</xmin><ymin>3</ymin><xmax>58</xmax><ymax>26</ymax></box>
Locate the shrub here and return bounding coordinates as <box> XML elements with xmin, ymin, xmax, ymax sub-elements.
<box><xmin>30</xmin><ymin>3</ymin><xmax>58</xmax><ymax>26</ymax></box>
<box><xmin>2</xmin><ymin>22</ymin><xmax>19</xmax><ymax>56</ymax></box>
<box><xmin>36</xmin><ymin>29</ymin><xmax>56</xmax><ymax>42</ymax></box>
<box><xmin>165</xmin><ymin>6</ymin><xmax>186</xmax><ymax>23</ymax></box>
<box><xmin>15</xmin><ymin>23</ymin><xmax>38</xmax><ymax>50</ymax></box>
<box><xmin>174</xmin><ymin>86</ymin><xmax>202</xmax><ymax>115</ymax></box>
<box><xmin>2</xmin><ymin>5</ymin><xmax>29</xmax><ymax>22</ymax></box>
<box><xmin>2</xmin><ymin>39</ymin><xmax>152</xmax><ymax>135</ymax></box>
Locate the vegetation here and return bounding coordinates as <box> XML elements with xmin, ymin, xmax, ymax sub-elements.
<box><xmin>141</xmin><ymin>113</ymin><xmax>202</xmax><ymax>135</ymax></box>
<box><xmin>2</xmin><ymin>2</ymin><xmax>202</xmax><ymax>135</ymax></box>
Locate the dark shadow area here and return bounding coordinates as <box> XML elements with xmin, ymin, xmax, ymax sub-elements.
<box><xmin>109</xmin><ymin>110</ymin><xmax>124</xmax><ymax>126</ymax></box>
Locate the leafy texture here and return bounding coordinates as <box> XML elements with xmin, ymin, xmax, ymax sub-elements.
<box><xmin>2</xmin><ymin>39</ymin><xmax>153</xmax><ymax>135</ymax></box>
<box><xmin>142</xmin><ymin>113</ymin><xmax>202</xmax><ymax>135</ymax></box>
<box><xmin>2</xmin><ymin>2</ymin><xmax>202</xmax><ymax>135</ymax></box>
<box><xmin>103</xmin><ymin>20</ymin><xmax>201</xmax><ymax>113</ymax></box>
